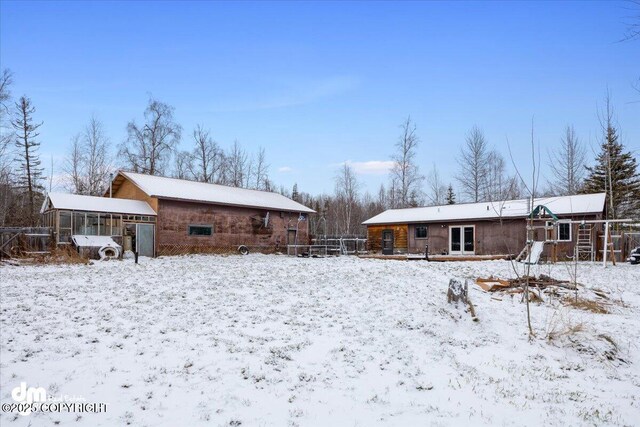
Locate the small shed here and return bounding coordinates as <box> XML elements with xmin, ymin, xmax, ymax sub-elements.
<box><xmin>41</xmin><ymin>193</ymin><xmax>157</xmax><ymax>257</ymax></box>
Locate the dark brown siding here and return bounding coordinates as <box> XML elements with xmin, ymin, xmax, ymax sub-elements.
<box><xmin>367</xmin><ymin>212</ymin><xmax>602</xmax><ymax>258</ymax></box>
<box><xmin>418</xmin><ymin>220</ymin><xmax>525</xmax><ymax>255</ymax></box>
<box><xmin>156</xmin><ymin>199</ymin><xmax>310</xmax><ymax>255</ymax></box>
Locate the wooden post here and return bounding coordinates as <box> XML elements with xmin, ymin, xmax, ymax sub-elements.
<box><xmin>608</xmin><ymin>229</ymin><xmax>616</xmax><ymax>266</ymax></box>
<box><xmin>603</xmin><ymin>221</ymin><xmax>609</xmax><ymax>267</ymax></box>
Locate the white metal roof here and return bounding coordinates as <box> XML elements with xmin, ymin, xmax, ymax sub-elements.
<box><xmin>362</xmin><ymin>193</ymin><xmax>607</xmax><ymax>225</ymax></box>
<box><xmin>120</xmin><ymin>171</ymin><xmax>315</xmax><ymax>213</ymax></box>
<box><xmin>43</xmin><ymin>192</ymin><xmax>157</xmax><ymax>216</ymax></box>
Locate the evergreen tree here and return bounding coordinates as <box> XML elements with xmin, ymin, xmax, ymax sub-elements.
<box><xmin>446</xmin><ymin>184</ymin><xmax>456</xmax><ymax>205</ymax></box>
<box><xmin>12</xmin><ymin>96</ymin><xmax>44</xmax><ymax>225</ymax></box>
<box><xmin>582</xmin><ymin>125</ymin><xmax>640</xmax><ymax>219</ymax></box>
<box><xmin>291</xmin><ymin>183</ymin><xmax>299</xmax><ymax>202</ymax></box>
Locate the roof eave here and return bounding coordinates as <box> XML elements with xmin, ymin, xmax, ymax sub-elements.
<box><xmin>363</xmin><ymin>210</ymin><xmax>605</xmax><ymax>226</ymax></box>
<box><xmin>153</xmin><ymin>195</ymin><xmax>315</xmax><ymax>214</ymax></box>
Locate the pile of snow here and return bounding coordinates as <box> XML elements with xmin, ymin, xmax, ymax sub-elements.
<box><xmin>1</xmin><ymin>256</ymin><xmax>638</xmax><ymax>426</ymax></box>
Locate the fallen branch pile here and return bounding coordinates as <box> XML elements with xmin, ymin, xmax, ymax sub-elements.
<box><xmin>475</xmin><ymin>275</ymin><xmax>577</xmax><ymax>292</ymax></box>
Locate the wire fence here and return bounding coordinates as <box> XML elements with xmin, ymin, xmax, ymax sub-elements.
<box><xmin>286</xmin><ymin>236</ymin><xmax>368</xmax><ymax>256</ymax></box>
<box><xmin>0</xmin><ymin>227</ymin><xmax>54</xmax><ymax>259</ymax></box>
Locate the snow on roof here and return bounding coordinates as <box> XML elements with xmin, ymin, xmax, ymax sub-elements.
<box><xmin>43</xmin><ymin>193</ymin><xmax>156</xmax><ymax>216</ymax></box>
<box><xmin>72</xmin><ymin>235</ymin><xmax>122</xmax><ymax>249</ymax></box>
<box><xmin>362</xmin><ymin>193</ymin><xmax>606</xmax><ymax>225</ymax></box>
<box><xmin>120</xmin><ymin>171</ymin><xmax>315</xmax><ymax>213</ymax></box>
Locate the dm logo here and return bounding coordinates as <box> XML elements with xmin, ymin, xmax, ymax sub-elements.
<box><xmin>11</xmin><ymin>382</ymin><xmax>47</xmax><ymax>416</ymax></box>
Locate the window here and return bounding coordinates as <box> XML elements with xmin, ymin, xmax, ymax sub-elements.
<box><xmin>74</xmin><ymin>212</ymin><xmax>86</xmax><ymax>235</ymax></box>
<box><xmin>547</xmin><ymin>221</ymin><xmax>571</xmax><ymax>242</ymax></box>
<box><xmin>98</xmin><ymin>214</ymin><xmax>108</xmax><ymax>236</ymax></box>
<box><xmin>557</xmin><ymin>222</ymin><xmax>571</xmax><ymax>242</ymax></box>
<box><xmin>415</xmin><ymin>225</ymin><xmax>428</xmax><ymax>239</ymax></box>
<box><xmin>59</xmin><ymin>211</ymin><xmax>71</xmax><ymax>229</ymax></box>
<box><xmin>58</xmin><ymin>211</ymin><xmax>72</xmax><ymax>243</ymax></box>
<box><xmin>188</xmin><ymin>225</ymin><xmax>213</xmax><ymax>236</ymax></box>
<box><xmin>86</xmin><ymin>213</ymin><xmax>99</xmax><ymax>235</ymax></box>
<box><xmin>109</xmin><ymin>215</ymin><xmax>122</xmax><ymax>236</ymax></box>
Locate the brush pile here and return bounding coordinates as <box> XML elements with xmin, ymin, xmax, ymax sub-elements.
<box><xmin>475</xmin><ymin>274</ymin><xmax>576</xmax><ymax>292</ymax></box>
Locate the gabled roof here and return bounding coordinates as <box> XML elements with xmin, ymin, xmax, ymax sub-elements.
<box><xmin>362</xmin><ymin>193</ymin><xmax>606</xmax><ymax>225</ymax></box>
<box><xmin>115</xmin><ymin>171</ymin><xmax>315</xmax><ymax>214</ymax></box>
<box><xmin>42</xmin><ymin>192</ymin><xmax>156</xmax><ymax>216</ymax></box>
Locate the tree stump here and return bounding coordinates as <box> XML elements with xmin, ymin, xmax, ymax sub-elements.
<box><xmin>447</xmin><ymin>278</ymin><xmax>468</xmax><ymax>305</ymax></box>
<box><xmin>447</xmin><ymin>278</ymin><xmax>478</xmax><ymax>321</ymax></box>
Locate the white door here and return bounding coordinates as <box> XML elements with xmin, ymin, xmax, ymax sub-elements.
<box><xmin>449</xmin><ymin>225</ymin><xmax>475</xmax><ymax>255</ymax></box>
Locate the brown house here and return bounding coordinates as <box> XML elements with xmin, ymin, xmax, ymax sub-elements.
<box><xmin>363</xmin><ymin>193</ymin><xmax>606</xmax><ymax>259</ymax></box>
<box><xmin>42</xmin><ymin>172</ymin><xmax>314</xmax><ymax>258</ymax></box>
<box><xmin>108</xmin><ymin>171</ymin><xmax>315</xmax><ymax>256</ymax></box>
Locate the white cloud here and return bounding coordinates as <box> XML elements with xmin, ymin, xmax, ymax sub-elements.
<box><xmin>345</xmin><ymin>160</ymin><xmax>395</xmax><ymax>175</ymax></box>
<box><xmin>278</xmin><ymin>166</ymin><xmax>292</xmax><ymax>173</ymax></box>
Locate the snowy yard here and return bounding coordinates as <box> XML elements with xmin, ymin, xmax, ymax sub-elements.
<box><xmin>1</xmin><ymin>255</ymin><xmax>639</xmax><ymax>426</ymax></box>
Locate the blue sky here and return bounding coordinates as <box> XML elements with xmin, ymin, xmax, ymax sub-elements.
<box><xmin>1</xmin><ymin>1</ymin><xmax>638</xmax><ymax>198</ymax></box>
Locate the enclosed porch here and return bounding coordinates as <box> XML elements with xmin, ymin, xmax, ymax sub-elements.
<box><xmin>41</xmin><ymin>193</ymin><xmax>157</xmax><ymax>258</ymax></box>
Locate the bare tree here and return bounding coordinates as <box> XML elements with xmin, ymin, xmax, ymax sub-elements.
<box><xmin>506</xmin><ymin>119</ymin><xmax>542</xmax><ymax>337</ymax></box>
<box><xmin>457</xmin><ymin>126</ymin><xmax>489</xmax><ymax>202</ymax></box>
<box><xmin>119</xmin><ymin>98</ymin><xmax>182</xmax><ymax>175</ymax></box>
<box><xmin>189</xmin><ymin>125</ymin><xmax>224</xmax><ymax>183</ymax></box>
<box><xmin>484</xmin><ymin>150</ymin><xmax>503</xmax><ymax>201</ymax></box>
<box><xmin>64</xmin><ymin>134</ymin><xmax>85</xmax><ymax>194</ymax></box>
<box><xmin>244</xmin><ymin>154</ymin><xmax>255</xmax><ymax>189</ymax></box>
<box><xmin>83</xmin><ymin>116</ymin><xmax>112</xmax><ymax>195</ymax></box>
<box><xmin>0</xmin><ymin>69</ymin><xmax>15</xmax><ymax>225</ymax></box>
<box><xmin>621</xmin><ymin>0</ymin><xmax>640</xmax><ymax>41</ymax></box>
<box><xmin>0</xmin><ymin>69</ymin><xmax>13</xmax><ymax>171</ymax></box>
<box><xmin>483</xmin><ymin>149</ymin><xmax>520</xmax><ymax>201</ymax></box>
<box><xmin>253</xmin><ymin>147</ymin><xmax>270</xmax><ymax>190</ymax></box>
<box><xmin>263</xmin><ymin>177</ymin><xmax>274</xmax><ymax>192</ymax></box>
<box><xmin>426</xmin><ymin>164</ymin><xmax>447</xmax><ymax>206</ymax></box>
<box><xmin>546</xmin><ymin>125</ymin><xmax>586</xmax><ymax>195</ymax></box>
<box><xmin>334</xmin><ymin>163</ymin><xmax>360</xmax><ymax>235</ymax></box>
<box><xmin>172</xmin><ymin>150</ymin><xmax>194</xmax><ymax>180</ymax></box>
<box><xmin>63</xmin><ymin>116</ymin><xmax>113</xmax><ymax>195</ymax></box>
<box><xmin>390</xmin><ymin>116</ymin><xmax>424</xmax><ymax>208</ymax></box>
<box><xmin>12</xmin><ymin>96</ymin><xmax>44</xmax><ymax>225</ymax></box>
<box><xmin>226</xmin><ymin>140</ymin><xmax>249</xmax><ymax>187</ymax></box>
<box><xmin>377</xmin><ymin>183</ymin><xmax>388</xmax><ymax>210</ymax></box>
<box><xmin>387</xmin><ymin>177</ymin><xmax>399</xmax><ymax>208</ymax></box>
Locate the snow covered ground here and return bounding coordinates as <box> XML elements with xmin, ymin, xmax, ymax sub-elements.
<box><xmin>1</xmin><ymin>255</ymin><xmax>639</xmax><ymax>426</ymax></box>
